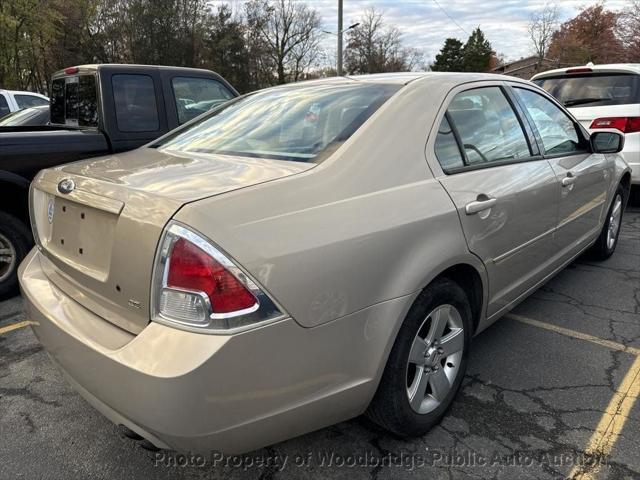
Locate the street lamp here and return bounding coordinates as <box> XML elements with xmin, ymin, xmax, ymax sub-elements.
<box><xmin>322</xmin><ymin>22</ymin><xmax>359</xmax><ymax>76</ymax></box>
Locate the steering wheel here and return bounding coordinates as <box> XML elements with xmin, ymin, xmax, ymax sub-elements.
<box><xmin>464</xmin><ymin>144</ymin><xmax>489</xmax><ymax>163</ymax></box>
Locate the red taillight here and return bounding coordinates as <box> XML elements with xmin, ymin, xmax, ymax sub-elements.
<box><xmin>64</xmin><ymin>67</ymin><xmax>79</xmax><ymax>75</ymax></box>
<box><xmin>167</xmin><ymin>238</ymin><xmax>257</xmax><ymax>314</ymax></box>
<box><xmin>590</xmin><ymin>117</ymin><xmax>640</xmax><ymax>134</ymax></box>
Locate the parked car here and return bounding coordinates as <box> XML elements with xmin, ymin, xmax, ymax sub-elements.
<box><xmin>0</xmin><ymin>89</ymin><xmax>48</xmax><ymax>118</ymax></box>
<box><xmin>19</xmin><ymin>73</ymin><xmax>631</xmax><ymax>455</ymax></box>
<box><xmin>0</xmin><ymin>105</ymin><xmax>49</xmax><ymax>126</ymax></box>
<box><xmin>532</xmin><ymin>64</ymin><xmax>640</xmax><ymax>188</ymax></box>
<box><xmin>0</xmin><ymin>64</ymin><xmax>237</xmax><ymax>297</ymax></box>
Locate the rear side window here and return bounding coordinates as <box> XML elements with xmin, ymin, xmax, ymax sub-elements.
<box><xmin>112</xmin><ymin>74</ymin><xmax>159</xmax><ymax>132</ymax></box>
<box><xmin>443</xmin><ymin>87</ymin><xmax>531</xmax><ymax>167</ymax></box>
<box><xmin>0</xmin><ymin>94</ymin><xmax>9</xmax><ymax>118</ymax></box>
<box><xmin>434</xmin><ymin>116</ymin><xmax>464</xmax><ymax>170</ymax></box>
<box><xmin>15</xmin><ymin>94</ymin><xmax>47</xmax><ymax>109</ymax></box>
<box><xmin>172</xmin><ymin>77</ymin><xmax>234</xmax><ymax>124</ymax></box>
<box><xmin>534</xmin><ymin>73</ymin><xmax>640</xmax><ymax>108</ymax></box>
<box><xmin>50</xmin><ymin>75</ymin><xmax>98</xmax><ymax>127</ymax></box>
<box><xmin>515</xmin><ymin>88</ymin><xmax>582</xmax><ymax>156</ymax></box>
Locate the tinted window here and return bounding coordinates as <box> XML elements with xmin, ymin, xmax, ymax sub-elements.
<box><xmin>434</xmin><ymin>115</ymin><xmax>464</xmax><ymax>170</ymax></box>
<box><xmin>50</xmin><ymin>79</ymin><xmax>65</xmax><ymax>124</ymax></box>
<box><xmin>534</xmin><ymin>73</ymin><xmax>640</xmax><ymax>108</ymax></box>
<box><xmin>50</xmin><ymin>75</ymin><xmax>98</xmax><ymax>127</ymax></box>
<box><xmin>158</xmin><ymin>83</ymin><xmax>400</xmax><ymax>163</ymax></box>
<box><xmin>0</xmin><ymin>94</ymin><xmax>9</xmax><ymax>118</ymax></box>
<box><xmin>65</xmin><ymin>79</ymin><xmax>79</xmax><ymax>125</ymax></box>
<box><xmin>515</xmin><ymin>88</ymin><xmax>582</xmax><ymax>156</ymax></box>
<box><xmin>446</xmin><ymin>87</ymin><xmax>531</xmax><ymax>165</ymax></box>
<box><xmin>112</xmin><ymin>74</ymin><xmax>159</xmax><ymax>132</ymax></box>
<box><xmin>78</xmin><ymin>75</ymin><xmax>98</xmax><ymax>126</ymax></box>
<box><xmin>172</xmin><ymin>77</ymin><xmax>234</xmax><ymax>124</ymax></box>
<box><xmin>15</xmin><ymin>94</ymin><xmax>47</xmax><ymax>109</ymax></box>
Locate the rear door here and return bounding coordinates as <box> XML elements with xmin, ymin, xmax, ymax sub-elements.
<box><xmin>511</xmin><ymin>85</ymin><xmax>610</xmax><ymax>259</ymax></box>
<box><xmin>432</xmin><ymin>83</ymin><xmax>559</xmax><ymax>317</ymax></box>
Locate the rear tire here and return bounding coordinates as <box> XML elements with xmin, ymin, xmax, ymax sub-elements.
<box><xmin>0</xmin><ymin>212</ymin><xmax>33</xmax><ymax>298</ymax></box>
<box><xmin>366</xmin><ymin>277</ymin><xmax>472</xmax><ymax>437</ymax></box>
<box><xmin>590</xmin><ymin>184</ymin><xmax>626</xmax><ymax>260</ymax></box>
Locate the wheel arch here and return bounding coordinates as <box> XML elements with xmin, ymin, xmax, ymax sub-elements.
<box><xmin>0</xmin><ymin>171</ymin><xmax>30</xmax><ymax>223</ymax></box>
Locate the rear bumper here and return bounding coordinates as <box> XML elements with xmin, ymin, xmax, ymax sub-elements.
<box><xmin>19</xmin><ymin>248</ymin><xmax>409</xmax><ymax>454</ymax></box>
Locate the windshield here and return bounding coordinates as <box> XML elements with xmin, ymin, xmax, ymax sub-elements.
<box><xmin>0</xmin><ymin>107</ymin><xmax>40</xmax><ymax>126</ymax></box>
<box><xmin>157</xmin><ymin>82</ymin><xmax>401</xmax><ymax>162</ymax></box>
<box><xmin>533</xmin><ymin>73</ymin><xmax>640</xmax><ymax>108</ymax></box>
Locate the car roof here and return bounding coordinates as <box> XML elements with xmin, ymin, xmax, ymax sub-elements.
<box><xmin>266</xmin><ymin>72</ymin><xmax>528</xmax><ymax>89</ymax></box>
<box><xmin>0</xmin><ymin>89</ymin><xmax>48</xmax><ymax>97</ymax></box>
<box><xmin>532</xmin><ymin>63</ymin><xmax>640</xmax><ymax>80</ymax></box>
<box><xmin>52</xmin><ymin>64</ymin><xmax>220</xmax><ymax>78</ymax></box>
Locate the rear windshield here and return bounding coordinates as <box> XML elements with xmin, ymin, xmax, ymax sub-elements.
<box><xmin>50</xmin><ymin>75</ymin><xmax>98</xmax><ymax>127</ymax></box>
<box><xmin>156</xmin><ymin>83</ymin><xmax>400</xmax><ymax>163</ymax></box>
<box><xmin>533</xmin><ymin>73</ymin><xmax>640</xmax><ymax>108</ymax></box>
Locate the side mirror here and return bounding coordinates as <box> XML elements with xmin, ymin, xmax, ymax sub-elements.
<box><xmin>590</xmin><ymin>131</ymin><xmax>625</xmax><ymax>154</ymax></box>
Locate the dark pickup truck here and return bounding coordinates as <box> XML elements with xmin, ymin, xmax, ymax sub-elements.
<box><xmin>0</xmin><ymin>64</ymin><xmax>238</xmax><ymax>296</ymax></box>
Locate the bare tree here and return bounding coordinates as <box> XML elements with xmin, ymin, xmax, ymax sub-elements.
<box><xmin>344</xmin><ymin>7</ymin><xmax>423</xmax><ymax>74</ymax></box>
<box><xmin>528</xmin><ymin>3</ymin><xmax>559</xmax><ymax>61</ymax></box>
<box><xmin>245</xmin><ymin>0</ymin><xmax>321</xmax><ymax>84</ymax></box>
<box><xmin>618</xmin><ymin>0</ymin><xmax>640</xmax><ymax>61</ymax></box>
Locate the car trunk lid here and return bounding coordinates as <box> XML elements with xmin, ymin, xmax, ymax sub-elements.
<box><xmin>31</xmin><ymin>147</ymin><xmax>313</xmax><ymax>334</ymax></box>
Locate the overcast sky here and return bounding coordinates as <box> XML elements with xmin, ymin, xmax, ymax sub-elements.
<box><xmin>213</xmin><ymin>0</ymin><xmax>632</xmax><ymax>65</ymax></box>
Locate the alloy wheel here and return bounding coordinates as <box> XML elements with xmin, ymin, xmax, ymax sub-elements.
<box><xmin>607</xmin><ymin>194</ymin><xmax>623</xmax><ymax>250</ymax></box>
<box><xmin>0</xmin><ymin>232</ymin><xmax>17</xmax><ymax>283</ymax></box>
<box><xmin>406</xmin><ymin>304</ymin><xmax>464</xmax><ymax>414</ymax></box>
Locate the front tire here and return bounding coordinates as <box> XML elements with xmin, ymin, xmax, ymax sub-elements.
<box><xmin>0</xmin><ymin>212</ymin><xmax>33</xmax><ymax>298</ymax></box>
<box><xmin>366</xmin><ymin>278</ymin><xmax>472</xmax><ymax>437</ymax></box>
<box><xmin>590</xmin><ymin>184</ymin><xmax>626</xmax><ymax>260</ymax></box>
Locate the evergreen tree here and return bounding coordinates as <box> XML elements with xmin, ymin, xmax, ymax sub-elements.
<box><xmin>462</xmin><ymin>27</ymin><xmax>493</xmax><ymax>72</ymax></box>
<box><xmin>431</xmin><ymin>38</ymin><xmax>465</xmax><ymax>71</ymax></box>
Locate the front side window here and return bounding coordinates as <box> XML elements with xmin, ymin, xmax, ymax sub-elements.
<box><xmin>445</xmin><ymin>87</ymin><xmax>531</xmax><ymax>166</ymax></box>
<box><xmin>0</xmin><ymin>94</ymin><xmax>9</xmax><ymax>118</ymax></box>
<box><xmin>515</xmin><ymin>88</ymin><xmax>582</xmax><ymax>156</ymax></box>
<box><xmin>172</xmin><ymin>77</ymin><xmax>235</xmax><ymax>124</ymax></box>
<box><xmin>112</xmin><ymin>74</ymin><xmax>159</xmax><ymax>132</ymax></box>
<box><xmin>157</xmin><ymin>83</ymin><xmax>400</xmax><ymax>163</ymax></box>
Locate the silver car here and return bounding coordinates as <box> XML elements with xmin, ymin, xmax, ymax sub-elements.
<box><xmin>20</xmin><ymin>73</ymin><xmax>630</xmax><ymax>454</ymax></box>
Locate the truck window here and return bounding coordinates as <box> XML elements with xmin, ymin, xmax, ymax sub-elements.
<box><xmin>172</xmin><ymin>77</ymin><xmax>234</xmax><ymax>124</ymax></box>
<box><xmin>15</xmin><ymin>94</ymin><xmax>48</xmax><ymax>109</ymax></box>
<box><xmin>0</xmin><ymin>94</ymin><xmax>9</xmax><ymax>118</ymax></box>
<box><xmin>50</xmin><ymin>75</ymin><xmax>98</xmax><ymax>127</ymax></box>
<box><xmin>112</xmin><ymin>74</ymin><xmax>159</xmax><ymax>133</ymax></box>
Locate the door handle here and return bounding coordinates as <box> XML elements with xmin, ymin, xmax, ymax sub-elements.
<box><xmin>561</xmin><ymin>173</ymin><xmax>576</xmax><ymax>187</ymax></box>
<box><xmin>465</xmin><ymin>197</ymin><xmax>497</xmax><ymax>215</ymax></box>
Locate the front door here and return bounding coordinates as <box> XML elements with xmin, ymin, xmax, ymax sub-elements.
<box><xmin>512</xmin><ymin>86</ymin><xmax>610</xmax><ymax>259</ymax></box>
<box><xmin>432</xmin><ymin>85</ymin><xmax>559</xmax><ymax>317</ymax></box>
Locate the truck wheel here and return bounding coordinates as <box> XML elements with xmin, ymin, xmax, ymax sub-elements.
<box><xmin>366</xmin><ymin>278</ymin><xmax>472</xmax><ymax>437</ymax></box>
<box><xmin>0</xmin><ymin>212</ymin><xmax>33</xmax><ymax>298</ymax></box>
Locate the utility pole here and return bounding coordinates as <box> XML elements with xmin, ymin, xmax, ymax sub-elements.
<box><xmin>337</xmin><ymin>0</ymin><xmax>343</xmax><ymax>76</ymax></box>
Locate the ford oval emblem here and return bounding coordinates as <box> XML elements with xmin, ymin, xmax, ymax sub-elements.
<box><xmin>57</xmin><ymin>178</ymin><xmax>75</xmax><ymax>194</ymax></box>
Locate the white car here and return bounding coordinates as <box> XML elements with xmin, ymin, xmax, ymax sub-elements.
<box><xmin>0</xmin><ymin>89</ymin><xmax>49</xmax><ymax>119</ymax></box>
<box><xmin>532</xmin><ymin>64</ymin><xmax>640</xmax><ymax>185</ymax></box>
